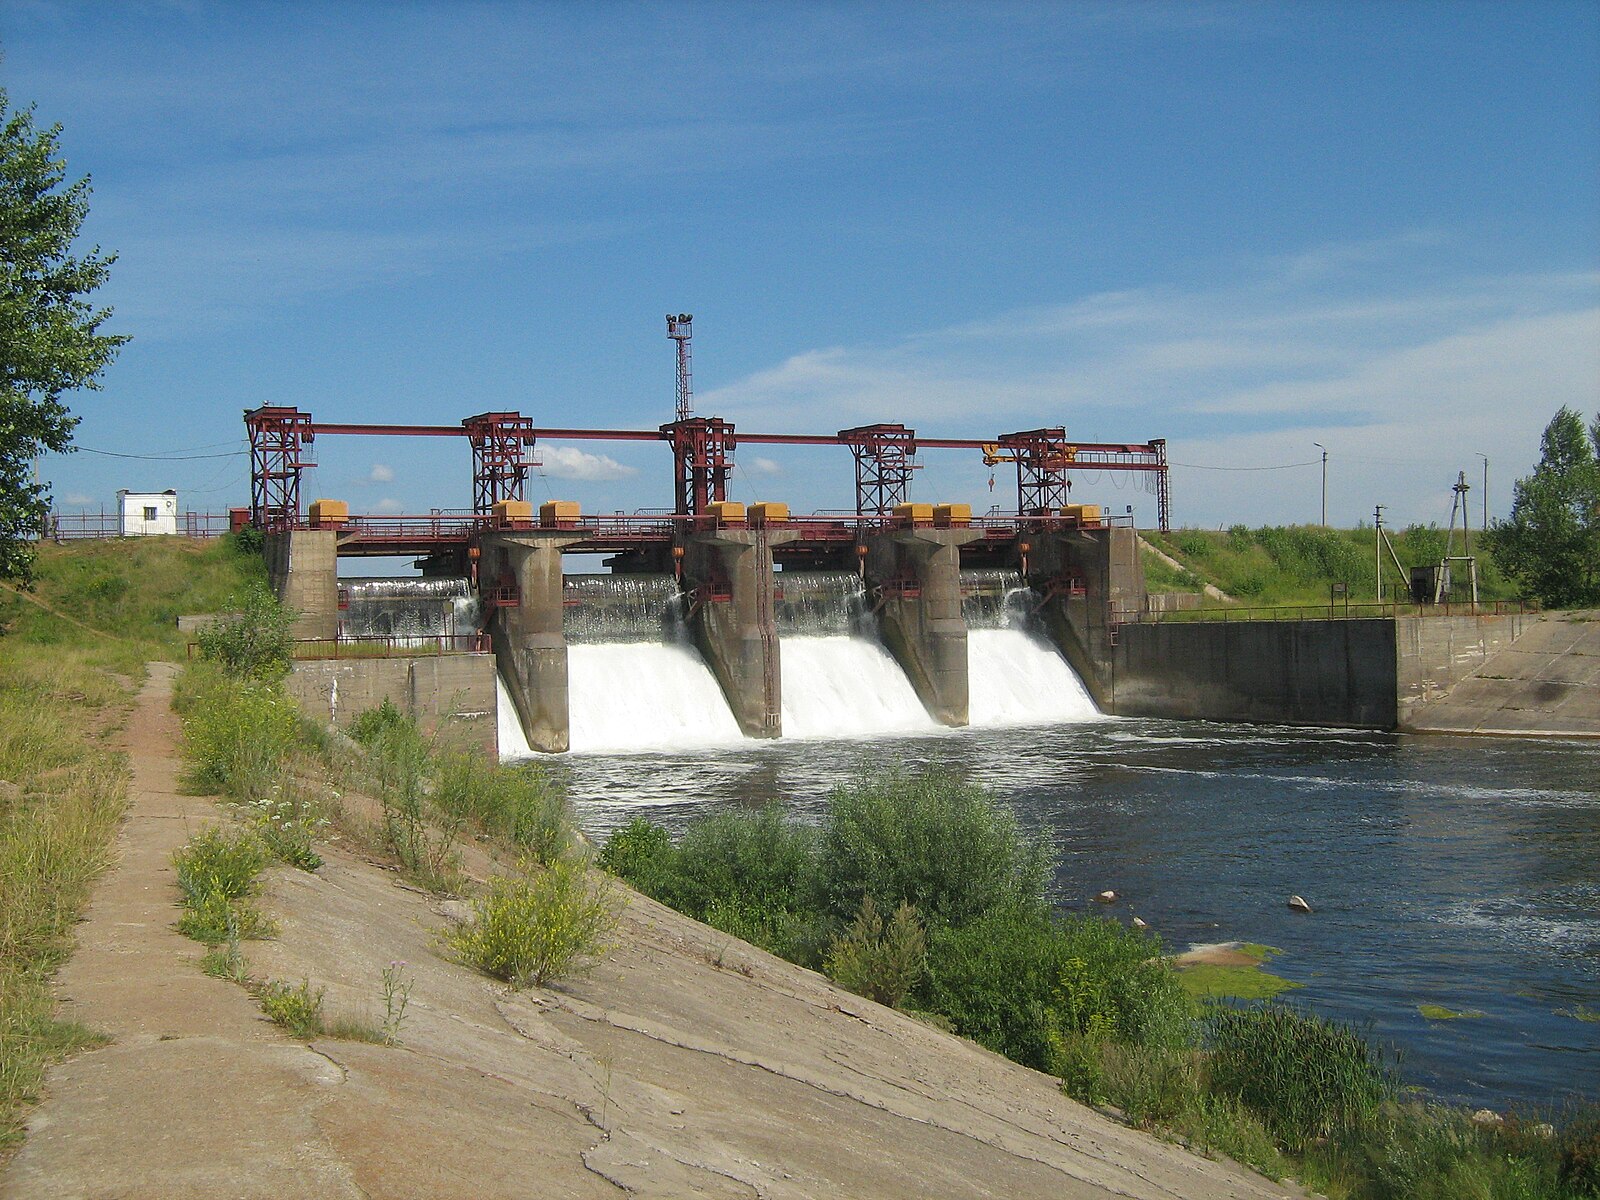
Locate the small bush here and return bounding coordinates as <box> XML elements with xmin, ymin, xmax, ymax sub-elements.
<box><xmin>824</xmin><ymin>896</ymin><xmax>926</xmax><ymax>1008</ymax></box>
<box><xmin>258</xmin><ymin>978</ymin><xmax>325</xmax><ymax>1038</ymax></box>
<box><xmin>349</xmin><ymin>697</ymin><xmax>410</xmax><ymax>746</ymax></box>
<box><xmin>598</xmin><ymin>816</ymin><xmax>678</xmax><ymax>895</ymax></box>
<box><xmin>180</xmin><ymin>675</ymin><xmax>304</xmax><ymax>801</ymax></box>
<box><xmin>1207</xmin><ymin>1003</ymin><xmax>1393</xmax><ymax>1150</ymax></box>
<box><xmin>434</xmin><ymin>753</ymin><xmax>572</xmax><ymax>865</ymax></box>
<box><xmin>172</xmin><ymin>826</ymin><xmax>275</xmax><ymax>944</ymax></box>
<box><xmin>450</xmin><ymin>860</ymin><xmax>619</xmax><ymax>988</ymax></box>
<box><xmin>816</xmin><ymin>769</ymin><xmax>1049</xmax><ymax>926</ymax></box>
<box><xmin>702</xmin><ymin>896</ymin><xmax>824</xmax><ymax>965</ymax></box>
<box><xmin>196</xmin><ymin>584</ymin><xmax>294</xmax><ymax>680</ymax></box>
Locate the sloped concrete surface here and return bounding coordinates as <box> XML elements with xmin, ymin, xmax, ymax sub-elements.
<box><xmin>4</xmin><ymin>665</ymin><xmax>1305</xmax><ymax>1200</ymax></box>
<box><xmin>1404</xmin><ymin>612</ymin><xmax>1600</xmax><ymax>737</ymax></box>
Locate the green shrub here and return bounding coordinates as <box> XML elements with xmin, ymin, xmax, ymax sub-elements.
<box><xmin>1175</xmin><ymin>531</ymin><xmax>1212</xmax><ymax>559</ymax></box>
<box><xmin>258</xmin><ymin>978</ymin><xmax>325</xmax><ymax>1038</ymax></box>
<box><xmin>824</xmin><ymin>896</ymin><xmax>926</xmax><ymax>1008</ymax></box>
<box><xmin>242</xmin><ymin>775</ymin><xmax>326</xmax><ymax>871</ymax></box>
<box><xmin>196</xmin><ymin>584</ymin><xmax>294</xmax><ymax>679</ymax></box>
<box><xmin>816</xmin><ymin>769</ymin><xmax>1049</xmax><ymax>926</ymax></box>
<box><xmin>179</xmin><ymin>676</ymin><xmax>303</xmax><ymax>801</ymax></box>
<box><xmin>702</xmin><ymin>896</ymin><xmax>824</xmax><ymax>965</ymax></box>
<box><xmin>349</xmin><ymin>697</ymin><xmax>410</xmax><ymax>746</ymax></box>
<box><xmin>1206</xmin><ymin>1003</ymin><xmax>1393</xmax><ymax>1150</ymax></box>
<box><xmin>434</xmin><ymin>753</ymin><xmax>572</xmax><ymax>865</ymax></box>
<box><xmin>668</xmin><ymin>804</ymin><xmax>817</xmax><ymax>918</ymax></box>
<box><xmin>449</xmin><ymin>861</ymin><xmax>619</xmax><ymax>988</ymax></box>
<box><xmin>1559</xmin><ymin>1110</ymin><xmax>1600</xmax><ymax>1196</ymax></box>
<box><xmin>598</xmin><ymin>816</ymin><xmax>678</xmax><ymax>895</ymax></box>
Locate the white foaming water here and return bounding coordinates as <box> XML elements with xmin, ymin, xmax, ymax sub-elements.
<box><xmin>780</xmin><ymin>636</ymin><xmax>941</xmax><ymax>740</ymax></box>
<box><xmin>497</xmin><ymin>642</ymin><xmax>745</xmax><ymax>758</ymax></box>
<box><xmin>967</xmin><ymin>628</ymin><xmax>1102</xmax><ymax>727</ymax></box>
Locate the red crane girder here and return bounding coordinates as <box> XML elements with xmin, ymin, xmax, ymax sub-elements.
<box><xmin>838</xmin><ymin>423</ymin><xmax>918</xmax><ymax>516</ymax></box>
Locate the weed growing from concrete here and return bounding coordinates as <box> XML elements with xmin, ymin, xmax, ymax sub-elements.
<box><xmin>172</xmin><ymin>826</ymin><xmax>277</xmax><ymax>945</ymax></box>
<box><xmin>449</xmin><ymin>861</ymin><xmax>619</xmax><ymax>989</ymax></box>
<box><xmin>379</xmin><ymin>960</ymin><xmax>412</xmax><ymax>1045</ymax></box>
<box><xmin>257</xmin><ymin>978</ymin><xmax>326</xmax><ymax>1038</ymax></box>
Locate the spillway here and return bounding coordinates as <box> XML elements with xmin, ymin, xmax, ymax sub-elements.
<box><xmin>962</xmin><ymin>570</ymin><xmax>1102</xmax><ymax>727</ymax></box>
<box><xmin>776</xmin><ymin>572</ymin><xmax>939</xmax><ymax>739</ymax></box>
<box><xmin>339</xmin><ymin>575</ymin><xmax>479</xmax><ymax>646</ymax></box>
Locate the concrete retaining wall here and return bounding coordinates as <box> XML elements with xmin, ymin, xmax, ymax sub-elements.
<box><xmin>286</xmin><ymin>654</ymin><xmax>498</xmax><ymax>754</ymax></box>
<box><xmin>1109</xmin><ymin>619</ymin><xmax>1399</xmax><ymax>728</ymax></box>
<box><xmin>1394</xmin><ymin>613</ymin><xmax>1533</xmax><ymax>724</ymax></box>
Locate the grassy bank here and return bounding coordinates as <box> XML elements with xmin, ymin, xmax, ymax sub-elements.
<box><xmin>599</xmin><ymin>778</ymin><xmax>1600</xmax><ymax>1199</ymax></box>
<box><xmin>0</xmin><ymin>535</ymin><xmax>263</xmax><ymax>1152</ymax></box>
<box><xmin>1142</xmin><ymin>525</ymin><xmax>1520</xmax><ymax>609</ymax></box>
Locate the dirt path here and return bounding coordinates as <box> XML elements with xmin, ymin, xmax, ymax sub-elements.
<box><xmin>4</xmin><ymin>664</ymin><xmax>1306</xmax><ymax>1200</ymax></box>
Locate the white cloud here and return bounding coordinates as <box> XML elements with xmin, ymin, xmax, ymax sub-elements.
<box><xmin>696</xmin><ymin>248</ymin><xmax>1600</xmax><ymax>528</ymax></box>
<box><xmin>747</xmin><ymin>457</ymin><xmax>783</xmax><ymax>476</ymax></box>
<box><xmin>368</xmin><ymin>463</ymin><xmax>395</xmax><ymax>483</ymax></box>
<box><xmin>539</xmin><ymin>445</ymin><xmax>637</xmax><ymax>482</ymax></box>
<box><xmin>63</xmin><ymin>492</ymin><xmax>95</xmax><ymax>506</ymax></box>
<box><xmin>373</xmin><ymin>497</ymin><xmax>405</xmax><ymax>514</ymax></box>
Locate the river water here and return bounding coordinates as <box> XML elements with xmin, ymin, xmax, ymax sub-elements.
<box><xmin>542</xmin><ymin>717</ymin><xmax>1600</xmax><ymax>1113</ymax></box>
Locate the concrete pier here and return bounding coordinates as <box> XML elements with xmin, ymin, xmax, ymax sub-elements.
<box><xmin>683</xmin><ymin>525</ymin><xmax>798</xmax><ymax>738</ymax></box>
<box><xmin>864</xmin><ymin>526</ymin><xmax>982</xmax><ymax>726</ymax></box>
<box><xmin>264</xmin><ymin>529</ymin><xmax>340</xmax><ymax>641</ymax></box>
<box><xmin>1026</xmin><ymin>526</ymin><xmax>1145</xmax><ymax>710</ymax></box>
<box><xmin>481</xmin><ymin>531</ymin><xmax>585</xmax><ymax>753</ymax></box>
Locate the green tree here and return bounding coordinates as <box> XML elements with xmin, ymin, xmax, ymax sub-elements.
<box><xmin>1</xmin><ymin>88</ymin><xmax>127</xmax><ymax>584</ymax></box>
<box><xmin>1483</xmin><ymin>407</ymin><xmax>1600</xmax><ymax>609</ymax></box>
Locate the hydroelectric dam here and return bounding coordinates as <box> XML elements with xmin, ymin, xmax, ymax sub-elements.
<box><xmin>248</xmin><ymin>325</ymin><xmax>1533</xmax><ymax>753</ymax></box>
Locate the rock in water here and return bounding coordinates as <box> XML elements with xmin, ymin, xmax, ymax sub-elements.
<box><xmin>1094</xmin><ymin>890</ymin><xmax>1117</xmax><ymax>904</ymax></box>
<box><xmin>1131</xmin><ymin>916</ymin><xmax>1149</xmax><ymax>929</ymax></box>
<box><xmin>1288</xmin><ymin>895</ymin><xmax>1313</xmax><ymax>913</ymax></box>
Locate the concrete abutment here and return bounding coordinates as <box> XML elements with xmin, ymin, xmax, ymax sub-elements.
<box><xmin>864</xmin><ymin>527</ymin><xmax>982</xmax><ymax>726</ymax></box>
<box><xmin>482</xmin><ymin>531</ymin><xmax>584</xmax><ymax>754</ymax></box>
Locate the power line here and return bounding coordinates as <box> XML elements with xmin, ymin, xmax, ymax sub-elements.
<box><xmin>1168</xmin><ymin>459</ymin><xmax>1320</xmax><ymax>472</ymax></box>
<box><xmin>74</xmin><ymin>446</ymin><xmax>246</xmax><ymax>462</ymax></box>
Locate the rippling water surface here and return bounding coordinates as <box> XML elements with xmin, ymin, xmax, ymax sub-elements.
<box><xmin>546</xmin><ymin>718</ymin><xmax>1600</xmax><ymax>1111</ymax></box>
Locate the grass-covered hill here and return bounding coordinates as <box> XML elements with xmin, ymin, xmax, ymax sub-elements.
<box><xmin>1141</xmin><ymin>525</ymin><xmax>1520</xmax><ymax>610</ymax></box>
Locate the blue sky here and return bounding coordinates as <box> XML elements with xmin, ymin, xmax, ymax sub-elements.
<box><xmin>5</xmin><ymin>1</ymin><xmax>1598</xmax><ymax>532</ymax></box>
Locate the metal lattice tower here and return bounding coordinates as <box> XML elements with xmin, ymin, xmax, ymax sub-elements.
<box><xmin>463</xmin><ymin>412</ymin><xmax>539</xmax><ymax>515</ymax></box>
<box><xmin>245</xmin><ymin>405</ymin><xmax>316</xmax><ymax>530</ymax></box>
<box><xmin>997</xmin><ymin>428</ymin><xmax>1076</xmax><ymax>515</ymax></box>
<box><xmin>839</xmin><ymin>423</ymin><xmax>918</xmax><ymax>516</ymax></box>
<box><xmin>662</xmin><ymin>417</ymin><xmax>736</xmax><ymax>516</ymax></box>
<box><xmin>667</xmin><ymin>313</ymin><xmax>693</xmax><ymax>422</ymax></box>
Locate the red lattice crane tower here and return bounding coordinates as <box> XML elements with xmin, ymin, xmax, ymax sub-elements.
<box><xmin>839</xmin><ymin>423</ymin><xmax>919</xmax><ymax>516</ymax></box>
<box><xmin>463</xmin><ymin>412</ymin><xmax>539</xmax><ymax>515</ymax></box>
<box><xmin>245</xmin><ymin>405</ymin><xmax>316</xmax><ymax>530</ymax></box>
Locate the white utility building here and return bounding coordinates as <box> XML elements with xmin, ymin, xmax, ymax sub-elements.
<box><xmin>117</xmin><ymin>489</ymin><xmax>179</xmax><ymax>537</ymax></box>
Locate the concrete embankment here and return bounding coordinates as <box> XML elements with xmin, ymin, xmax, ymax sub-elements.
<box><xmin>1401</xmin><ymin>611</ymin><xmax>1600</xmax><ymax>737</ymax></box>
<box><xmin>3</xmin><ymin>665</ymin><xmax>1305</xmax><ymax>1200</ymax></box>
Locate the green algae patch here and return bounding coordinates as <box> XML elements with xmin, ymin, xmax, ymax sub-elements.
<box><xmin>1418</xmin><ymin>1004</ymin><xmax>1484</xmax><ymax>1021</ymax></box>
<box><xmin>1171</xmin><ymin>943</ymin><xmax>1302</xmax><ymax>1001</ymax></box>
<box><xmin>1558</xmin><ymin>1004</ymin><xmax>1600</xmax><ymax>1023</ymax></box>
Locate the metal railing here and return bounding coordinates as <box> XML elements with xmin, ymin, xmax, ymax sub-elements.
<box><xmin>44</xmin><ymin>511</ymin><xmax>231</xmax><ymax>540</ymax></box>
<box><xmin>1112</xmin><ymin>599</ymin><xmax>1534</xmax><ymax>626</ymax></box>
<box><xmin>290</xmin><ymin>633</ymin><xmax>491</xmax><ymax>659</ymax></box>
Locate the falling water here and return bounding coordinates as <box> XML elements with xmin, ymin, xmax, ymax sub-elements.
<box><xmin>563</xmin><ymin>574</ymin><xmax>684</xmax><ymax>643</ymax></box>
<box><xmin>777</xmin><ymin>571</ymin><xmax>940</xmax><ymax>739</ymax></box>
<box><xmin>959</xmin><ymin>570</ymin><xmax>1103</xmax><ymax>727</ymax></box>
<box><xmin>338</xmin><ymin>576</ymin><xmax>479</xmax><ymax>645</ymax></box>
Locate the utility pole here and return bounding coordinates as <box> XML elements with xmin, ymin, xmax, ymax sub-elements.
<box><xmin>1374</xmin><ymin>504</ymin><xmax>1384</xmax><ymax>601</ymax></box>
<box><xmin>1314</xmin><ymin>443</ymin><xmax>1327</xmax><ymax>525</ymax></box>
<box><xmin>1477</xmin><ymin>453</ymin><xmax>1488</xmax><ymax>529</ymax></box>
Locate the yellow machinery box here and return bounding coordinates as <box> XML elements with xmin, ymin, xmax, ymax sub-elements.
<box><xmin>537</xmin><ymin>500</ymin><xmax>578</xmax><ymax>527</ymax></box>
<box><xmin>749</xmin><ymin>501</ymin><xmax>789</xmax><ymax>526</ymax></box>
<box><xmin>308</xmin><ymin>498</ymin><xmax>348</xmax><ymax>529</ymax></box>
<box><xmin>705</xmin><ymin>500</ymin><xmax>746</xmax><ymax>525</ymax></box>
<box><xmin>892</xmin><ymin>502</ymin><xmax>934</xmax><ymax>525</ymax></box>
<box><xmin>933</xmin><ymin>502</ymin><xmax>971</xmax><ymax>527</ymax></box>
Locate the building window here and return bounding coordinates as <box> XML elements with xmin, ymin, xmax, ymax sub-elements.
<box><xmin>143</xmin><ymin>506</ymin><xmax>158</xmax><ymax>522</ymax></box>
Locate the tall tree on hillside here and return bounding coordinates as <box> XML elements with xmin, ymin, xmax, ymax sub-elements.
<box><xmin>0</xmin><ymin>88</ymin><xmax>126</xmax><ymax>585</ymax></box>
<box><xmin>1483</xmin><ymin>407</ymin><xmax>1600</xmax><ymax>609</ymax></box>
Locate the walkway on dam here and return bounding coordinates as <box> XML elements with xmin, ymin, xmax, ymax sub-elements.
<box><xmin>1405</xmin><ymin>611</ymin><xmax>1600</xmax><ymax>738</ymax></box>
<box><xmin>3</xmin><ymin>666</ymin><xmax>1304</xmax><ymax>1199</ymax></box>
